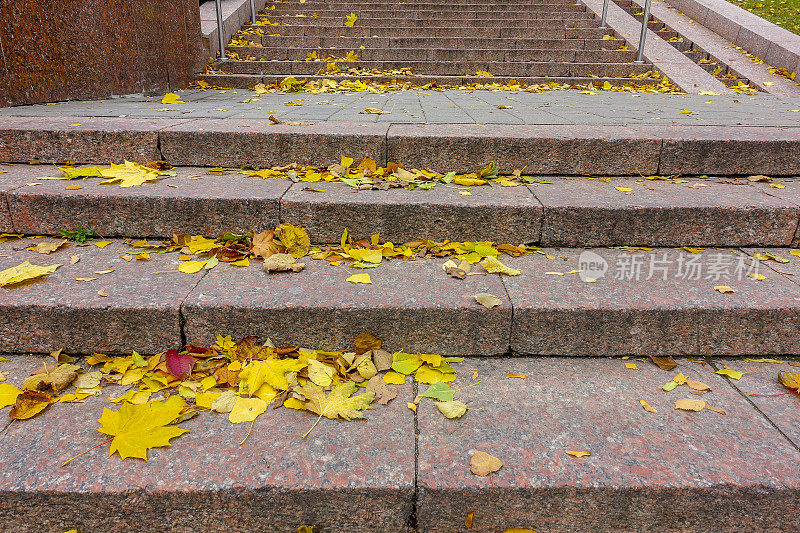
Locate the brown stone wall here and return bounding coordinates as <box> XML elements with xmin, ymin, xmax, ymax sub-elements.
<box><xmin>0</xmin><ymin>0</ymin><xmax>202</xmax><ymax>107</ymax></box>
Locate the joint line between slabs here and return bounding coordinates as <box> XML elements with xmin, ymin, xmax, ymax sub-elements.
<box><xmin>708</xmin><ymin>360</ymin><xmax>800</xmax><ymax>455</ymax></box>
<box><xmin>411</xmin><ymin>379</ymin><xmax>420</xmax><ymax>532</ymax></box>
<box><xmin>177</xmin><ymin>267</ymin><xmax>212</xmax><ymax>350</ymax></box>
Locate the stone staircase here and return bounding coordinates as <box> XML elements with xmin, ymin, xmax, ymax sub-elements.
<box><xmin>198</xmin><ymin>0</ymin><xmax>662</xmax><ymax>87</ymax></box>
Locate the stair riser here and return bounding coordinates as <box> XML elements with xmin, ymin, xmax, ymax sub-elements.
<box><xmin>220</xmin><ymin>60</ymin><xmax>651</xmax><ymax>78</ymax></box>
<box><xmin>215</xmin><ymin>74</ymin><xmax>658</xmax><ymax>87</ymax></box>
<box><xmin>254</xmin><ymin>36</ymin><xmax>623</xmax><ymax>50</ymax></box>
<box><xmin>248</xmin><ymin>18</ymin><xmax>601</xmax><ymax>28</ymax></box>
<box><xmin>266</xmin><ymin>10</ymin><xmax>591</xmax><ymax>18</ymax></box>
<box><xmin>237</xmin><ymin>47</ymin><xmax>636</xmax><ymax>63</ymax></box>
<box><xmin>2</xmin><ymin>169</ymin><xmax>796</xmax><ymax>247</ymax></box>
<box><xmin>264</xmin><ymin>2</ymin><xmax>588</xmax><ymax>10</ymax></box>
<box><xmin>234</xmin><ymin>26</ymin><xmax>610</xmax><ymax>38</ymax></box>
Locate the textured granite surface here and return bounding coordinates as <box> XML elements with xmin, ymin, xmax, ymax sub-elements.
<box><xmin>503</xmin><ymin>248</ymin><xmax>800</xmax><ymax>355</ymax></box>
<box><xmin>386</xmin><ymin>124</ymin><xmax>663</xmax><ymax>175</ymax></box>
<box><xmin>6</xmin><ymin>167</ymin><xmax>291</xmax><ymax>237</ymax></box>
<box><xmin>0</xmin><ymin>0</ymin><xmax>201</xmax><ymax>107</ymax></box>
<box><xmin>0</xmin><ymin>239</ymin><xmax>200</xmax><ymax>354</ymax></box>
<box><xmin>182</xmin><ymin>257</ymin><xmax>511</xmax><ymax>355</ymax></box>
<box><xmin>532</xmin><ymin>176</ymin><xmax>800</xmax><ymax>246</ymax></box>
<box><xmin>0</xmin><ymin>355</ymin><xmax>415</xmax><ymax>533</ymax></box>
<box><xmin>0</xmin><ymin>117</ymin><xmax>168</xmax><ymax>164</ymax></box>
<box><xmin>281</xmin><ymin>180</ymin><xmax>542</xmax><ymax>244</ymax></box>
<box><xmin>159</xmin><ymin>120</ymin><xmax>389</xmax><ymax>167</ymax></box>
<box><xmin>417</xmin><ymin>357</ymin><xmax>800</xmax><ymax>532</ymax></box>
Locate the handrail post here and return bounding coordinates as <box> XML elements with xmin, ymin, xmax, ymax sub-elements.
<box><xmin>250</xmin><ymin>0</ymin><xmax>257</xmax><ymax>24</ymax></box>
<box><xmin>599</xmin><ymin>0</ymin><xmax>610</xmax><ymax>28</ymax></box>
<box><xmin>635</xmin><ymin>0</ymin><xmax>653</xmax><ymax>63</ymax></box>
<box><xmin>215</xmin><ymin>0</ymin><xmax>226</xmax><ymax>60</ymax></box>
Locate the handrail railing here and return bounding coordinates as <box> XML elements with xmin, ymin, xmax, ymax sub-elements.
<box><xmin>597</xmin><ymin>0</ymin><xmax>653</xmax><ymax>63</ymax></box>
<box><xmin>214</xmin><ymin>0</ymin><xmax>260</xmax><ymax>60</ymax></box>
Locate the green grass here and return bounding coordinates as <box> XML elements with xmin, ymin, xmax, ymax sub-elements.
<box><xmin>728</xmin><ymin>0</ymin><xmax>800</xmax><ymax>35</ymax></box>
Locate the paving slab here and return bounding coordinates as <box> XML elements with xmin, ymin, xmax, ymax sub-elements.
<box><xmin>387</xmin><ymin>124</ymin><xmax>663</xmax><ymax>175</ymax></box>
<box><xmin>182</xmin><ymin>257</ymin><xmax>511</xmax><ymax>355</ymax></box>
<box><xmin>417</xmin><ymin>357</ymin><xmax>800</xmax><ymax>532</ymax></box>
<box><xmin>0</xmin><ymin>355</ymin><xmax>415</xmax><ymax>533</ymax></box>
<box><xmin>0</xmin><ymin>165</ymin><xmax>46</xmax><ymax>232</ymax></box>
<box><xmin>714</xmin><ymin>356</ymin><xmax>800</xmax><ymax>451</ymax></box>
<box><xmin>0</xmin><ymin>240</ymin><xmax>197</xmax><ymax>354</ymax></box>
<box><xmin>281</xmin><ymin>181</ymin><xmax>542</xmax><ymax>243</ymax></box>
<box><xmin>0</xmin><ymin>116</ymin><xmax>168</xmax><ymax>164</ymax></box>
<box><xmin>4</xmin><ymin>166</ymin><xmax>291</xmax><ymax>238</ymax></box>
<box><xmin>532</xmin><ymin>176</ymin><xmax>799</xmax><ymax>246</ymax></box>
<box><xmin>159</xmin><ymin>120</ymin><xmax>389</xmax><ymax>168</ymax></box>
<box><xmin>502</xmin><ymin>248</ymin><xmax>800</xmax><ymax>355</ymax></box>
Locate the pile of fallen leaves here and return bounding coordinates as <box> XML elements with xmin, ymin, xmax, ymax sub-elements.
<box><xmin>0</xmin><ymin>333</ymin><xmax>464</xmax><ymax>462</ymax></box>
<box><xmin>192</xmin><ymin>71</ymin><xmax>683</xmax><ymax>94</ymax></box>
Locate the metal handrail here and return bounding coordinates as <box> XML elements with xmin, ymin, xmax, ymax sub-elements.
<box><xmin>215</xmin><ymin>0</ymin><xmax>259</xmax><ymax>60</ymax></box>
<box><xmin>597</xmin><ymin>0</ymin><xmax>652</xmax><ymax>63</ymax></box>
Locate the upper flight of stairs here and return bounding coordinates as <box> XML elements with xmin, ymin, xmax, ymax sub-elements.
<box><xmin>198</xmin><ymin>0</ymin><xmax>661</xmax><ymax>87</ymax></box>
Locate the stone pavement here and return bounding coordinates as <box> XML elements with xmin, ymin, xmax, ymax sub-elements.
<box><xmin>2</xmin><ymin>89</ymin><xmax>800</xmax><ymax>126</ymax></box>
<box><xmin>2</xmin><ymin>353</ymin><xmax>799</xmax><ymax>532</ymax></box>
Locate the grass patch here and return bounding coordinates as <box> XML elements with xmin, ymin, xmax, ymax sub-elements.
<box><xmin>728</xmin><ymin>0</ymin><xmax>800</xmax><ymax>35</ymax></box>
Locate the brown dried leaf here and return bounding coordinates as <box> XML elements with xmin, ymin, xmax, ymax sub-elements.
<box><xmin>354</xmin><ymin>332</ymin><xmax>381</xmax><ymax>355</ymax></box>
<box><xmin>675</xmin><ymin>398</ymin><xmax>706</xmax><ymax>412</ymax></box>
<box><xmin>687</xmin><ymin>380</ymin><xmax>711</xmax><ymax>392</ymax></box>
<box><xmin>372</xmin><ymin>348</ymin><xmax>393</xmax><ymax>371</ymax></box>
<box><xmin>648</xmin><ymin>355</ymin><xmax>677</xmax><ymax>371</ymax></box>
<box><xmin>263</xmin><ymin>253</ymin><xmax>305</xmax><ymax>273</ymax></box>
<box><xmin>366</xmin><ymin>375</ymin><xmax>398</xmax><ymax>405</ymax></box>
<box><xmin>9</xmin><ymin>390</ymin><xmax>53</xmax><ymax>419</ymax></box>
<box><xmin>470</xmin><ymin>450</ymin><xmax>502</xmax><ymax>476</ymax></box>
<box><xmin>21</xmin><ymin>363</ymin><xmax>80</xmax><ymax>394</ymax></box>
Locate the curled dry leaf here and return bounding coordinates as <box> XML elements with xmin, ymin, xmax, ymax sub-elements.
<box><xmin>675</xmin><ymin>398</ymin><xmax>706</xmax><ymax>412</ymax></box>
<box><xmin>475</xmin><ymin>293</ymin><xmax>502</xmax><ymax>308</ymax></box>
<box><xmin>648</xmin><ymin>355</ymin><xmax>677</xmax><ymax>371</ymax></box>
<box><xmin>9</xmin><ymin>390</ymin><xmax>53</xmax><ymax>419</ymax></box>
<box><xmin>687</xmin><ymin>380</ymin><xmax>711</xmax><ymax>392</ymax></box>
<box><xmin>639</xmin><ymin>399</ymin><xmax>657</xmax><ymax>413</ymax></box>
<box><xmin>714</xmin><ymin>285</ymin><xmax>736</xmax><ymax>294</ymax></box>
<box><xmin>372</xmin><ymin>348</ymin><xmax>393</xmax><ymax>371</ymax></box>
<box><xmin>263</xmin><ymin>253</ymin><xmax>305</xmax><ymax>273</ymax></box>
<box><xmin>22</xmin><ymin>363</ymin><xmax>80</xmax><ymax>395</ymax></box>
<box><xmin>470</xmin><ymin>450</ymin><xmax>503</xmax><ymax>476</ymax></box>
<box><xmin>366</xmin><ymin>375</ymin><xmax>398</xmax><ymax>405</ymax></box>
<box><xmin>746</xmin><ymin>174</ymin><xmax>772</xmax><ymax>182</ymax></box>
<box><xmin>778</xmin><ymin>371</ymin><xmax>800</xmax><ymax>392</ymax></box>
<box><xmin>565</xmin><ymin>450</ymin><xmax>591</xmax><ymax>458</ymax></box>
<box><xmin>32</xmin><ymin>240</ymin><xmax>68</xmax><ymax>254</ymax></box>
<box><xmin>361</xmin><ymin>108</ymin><xmax>390</xmax><ymax>115</ymax></box>
<box><xmin>436</xmin><ymin>399</ymin><xmax>468</xmax><ymax>419</ymax></box>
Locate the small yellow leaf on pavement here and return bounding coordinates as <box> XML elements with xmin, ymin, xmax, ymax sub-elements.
<box><xmin>161</xmin><ymin>92</ymin><xmax>184</xmax><ymax>104</ymax></box>
<box><xmin>625</xmin><ymin>362</ymin><xmax>638</xmax><ymax>369</ymax></box>
<box><xmin>0</xmin><ymin>382</ymin><xmax>22</xmax><ymax>408</ymax></box>
<box><xmin>436</xmin><ymin>400</ymin><xmax>467</xmax><ymax>419</ymax></box>
<box><xmin>229</xmin><ymin>396</ymin><xmax>268</xmax><ymax>423</ymax></box>
<box><xmin>178</xmin><ymin>260</ymin><xmax>206</xmax><ymax>274</ymax></box>
<box><xmin>714</xmin><ymin>285</ymin><xmax>735</xmax><ymax>293</ymax></box>
<box><xmin>475</xmin><ymin>293</ymin><xmax>502</xmax><ymax>308</ymax></box>
<box><xmin>0</xmin><ymin>261</ymin><xmax>61</xmax><ymax>287</ymax></box>
<box><xmin>346</xmin><ymin>272</ymin><xmax>372</xmax><ymax>284</ymax></box>
<box><xmin>565</xmin><ymin>450</ymin><xmax>591</xmax><ymax>458</ymax></box>
<box><xmin>615</xmin><ymin>186</ymin><xmax>632</xmax><ymax>192</ymax></box>
<box><xmin>506</xmin><ymin>373</ymin><xmax>527</xmax><ymax>379</ymax></box>
<box><xmin>344</xmin><ymin>12</ymin><xmax>357</xmax><ymax>26</ymax></box>
<box><xmin>639</xmin><ymin>399</ymin><xmax>657</xmax><ymax>413</ymax></box>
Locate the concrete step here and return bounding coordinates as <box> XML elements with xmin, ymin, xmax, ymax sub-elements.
<box><xmin>0</xmin><ymin>241</ymin><xmax>800</xmax><ymax>356</ymax></box>
<box><xmin>2</xmin><ymin>167</ymin><xmax>798</xmax><ymax>246</ymax></box>
<box><xmin>237</xmin><ymin>46</ymin><xmax>637</xmax><ymax>63</ymax></box>
<box><xmin>3</xmin><ymin>117</ymin><xmax>799</xmax><ymax>176</ymax></box>
<box><xmin>266</xmin><ymin>9</ymin><xmax>591</xmax><ymax>18</ymax></box>
<box><xmin>239</xmin><ymin>25</ymin><xmax>611</xmax><ymax>39</ymax></box>
<box><xmin>5</xmin><ymin>354</ymin><xmax>797</xmax><ymax>531</ymax></box>
<box><xmin>265</xmin><ymin>2</ymin><xmax>588</xmax><ymax>11</ymax></box>
<box><xmin>217</xmin><ymin>60</ymin><xmax>651</xmax><ymax>78</ymax></box>
<box><xmin>254</xmin><ymin>35</ymin><xmax>623</xmax><ymax>50</ymax></box>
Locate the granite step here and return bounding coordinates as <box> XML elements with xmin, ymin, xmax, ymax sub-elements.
<box><xmin>217</xmin><ymin>60</ymin><xmax>651</xmax><ymax>78</ymax></box>
<box><xmin>2</xmin><ymin>118</ymin><xmax>799</xmax><ymax>176</ymax></box>
<box><xmin>245</xmin><ymin>17</ymin><xmax>602</xmax><ymax>28</ymax></box>
<box><xmin>232</xmin><ymin>25</ymin><xmax>611</xmax><ymax>38</ymax></box>
<box><xmin>236</xmin><ymin>47</ymin><xmax>637</xmax><ymax>63</ymax></box>
<box><xmin>199</xmin><ymin>73</ymin><xmax>661</xmax><ymax>88</ymax></box>
<box><xmin>265</xmin><ymin>9</ymin><xmax>592</xmax><ymax>18</ymax></box>
<box><xmin>0</xmin><ymin>239</ymin><xmax>800</xmax><ymax>356</ymax></box>
<box><xmin>265</xmin><ymin>3</ymin><xmax>589</xmax><ymax>11</ymax></box>
<box><xmin>1</xmin><ymin>166</ymin><xmax>797</xmax><ymax>247</ymax></box>
<box><xmin>2</xmin><ymin>353</ymin><xmax>798</xmax><ymax>532</ymax></box>
<box><xmin>253</xmin><ymin>35</ymin><xmax>624</xmax><ymax>50</ymax></box>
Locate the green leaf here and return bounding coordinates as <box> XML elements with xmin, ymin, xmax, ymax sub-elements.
<box><xmin>421</xmin><ymin>382</ymin><xmax>454</xmax><ymax>402</ymax></box>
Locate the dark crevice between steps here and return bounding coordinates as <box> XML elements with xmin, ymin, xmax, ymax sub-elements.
<box><xmin>708</xmin><ymin>359</ymin><xmax>800</xmax><ymax>454</ymax></box>
<box><xmin>527</xmin><ymin>185</ymin><xmax>546</xmax><ymax>245</ymax></box>
<box><xmin>177</xmin><ymin>269</ymin><xmax>211</xmax><ymax>351</ymax></box>
<box><xmin>408</xmin><ymin>379</ymin><xmax>420</xmax><ymax>533</ymax></box>
<box><xmin>156</xmin><ymin>131</ymin><xmax>165</xmax><ymax>161</ymax></box>
<box><xmin>3</xmin><ymin>192</ymin><xmax>16</xmax><ymax>234</ymax></box>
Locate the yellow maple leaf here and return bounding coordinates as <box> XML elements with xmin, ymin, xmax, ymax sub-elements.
<box><xmin>275</xmin><ymin>223</ymin><xmax>310</xmax><ymax>258</ymax></box>
<box><xmin>296</xmin><ymin>382</ymin><xmax>374</xmax><ymax>437</ymax></box>
<box><xmin>344</xmin><ymin>12</ymin><xmax>357</xmax><ymax>26</ymax></box>
<box><xmin>96</xmin><ymin>396</ymin><xmax>188</xmax><ymax>460</ymax></box>
<box><xmin>238</xmin><ymin>357</ymin><xmax>306</xmax><ymax>394</ymax></box>
<box><xmin>348</xmin><ymin>248</ymin><xmax>382</xmax><ymax>264</ymax></box>
<box><xmin>161</xmin><ymin>92</ymin><xmax>184</xmax><ymax>104</ymax></box>
<box><xmin>0</xmin><ymin>261</ymin><xmax>61</xmax><ymax>287</ymax></box>
<box><xmin>229</xmin><ymin>396</ymin><xmax>267</xmax><ymax>423</ymax></box>
<box><xmin>98</xmin><ymin>161</ymin><xmax>160</xmax><ymax>188</ymax></box>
